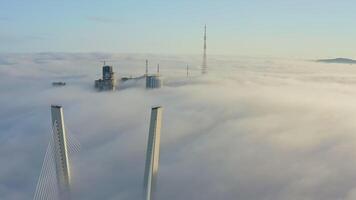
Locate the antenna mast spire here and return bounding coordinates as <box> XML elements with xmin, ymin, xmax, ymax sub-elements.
<box><xmin>187</xmin><ymin>64</ymin><xmax>189</xmax><ymax>77</ymax></box>
<box><xmin>145</xmin><ymin>60</ymin><xmax>149</xmax><ymax>76</ymax></box>
<box><xmin>202</xmin><ymin>25</ymin><xmax>207</xmax><ymax>74</ymax></box>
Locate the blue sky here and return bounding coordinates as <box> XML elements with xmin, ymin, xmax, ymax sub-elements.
<box><xmin>1</xmin><ymin>0</ymin><xmax>356</xmax><ymax>58</ymax></box>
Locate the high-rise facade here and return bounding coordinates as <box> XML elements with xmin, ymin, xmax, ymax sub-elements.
<box><xmin>95</xmin><ymin>65</ymin><xmax>117</xmax><ymax>91</ymax></box>
<box><xmin>146</xmin><ymin>75</ymin><xmax>162</xmax><ymax>89</ymax></box>
<box><xmin>145</xmin><ymin>63</ymin><xmax>162</xmax><ymax>89</ymax></box>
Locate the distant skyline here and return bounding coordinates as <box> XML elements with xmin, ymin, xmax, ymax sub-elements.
<box><xmin>1</xmin><ymin>0</ymin><xmax>356</xmax><ymax>58</ymax></box>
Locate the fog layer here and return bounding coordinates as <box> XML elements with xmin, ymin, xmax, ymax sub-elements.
<box><xmin>2</xmin><ymin>53</ymin><xmax>356</xmax><ymax>200</ymax></box>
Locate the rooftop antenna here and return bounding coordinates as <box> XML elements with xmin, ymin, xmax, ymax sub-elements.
<box><xmin>202</xmin><ymin>25</ymin><xmax>207</xmax><ymax>74</ymax></box>
<box><xmin>145</xmin><ymin>60</ymin><xmax>149</xmax><ymax>76</ymax></box>
<box><xmin>157</xmin><ymin>64</ymin><xmax>160</xmax><ymax>75</ymax></box>
<box><xmin>186</xmin><ymin>64</ymin><xmax>189</xmax><ymax>77</ymax></box>
<box><xmin>103</xmin><ymin>60</ymin><xmax>106</xmax><ymax>66</ymax></box>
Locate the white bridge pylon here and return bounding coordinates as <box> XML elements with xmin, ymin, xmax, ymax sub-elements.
<box><xmin>51</xmin><ymin>105</ymin><xmax>71</xmax><ymax>199</ymax></box>
<box><xmin>143</xmin><ymin>106</ymin><xmax>163</xmax><ymax>200</ymax></box>
<box><xmin>34</xmin><ymin>105</ymin><xmax>163</xmax><ymax>200</ymax></box>
<box><xmin>33</xmin><ymin>105</ymin><xmax>77</xmax><ymax>200</ymax></box>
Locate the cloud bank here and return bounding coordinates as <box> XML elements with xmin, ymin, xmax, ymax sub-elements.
<box><xmin>2</xmin><ymin>53</ymin><xmax>356</xmax><ymax>200</ymax></box>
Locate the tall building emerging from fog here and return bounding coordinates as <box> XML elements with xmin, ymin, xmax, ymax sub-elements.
<box><xmin>143</xmin><ymin>106</ymin><xmax>163</xmax><ymax>200</ymax></box>
<box><xmin>95</xmin><ymin>65</ymin><xmax>117</xmax><ymax>91</ymax></box>
<box><xmin>202</xmin><ymin>25</ymin><xmax>207</xmax><ymax>74</ymax></box>
<box><xmin>146</xmin><ymin>63</ymin><xmax>162</xmax><ymax>89</ymax></box>
<box><xmin>51</xmin><ymin>105</ymin><xmax>71</xmax><ymax>199</ymax></box>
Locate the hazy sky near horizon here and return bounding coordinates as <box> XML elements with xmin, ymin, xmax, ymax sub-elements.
<box><xmin>1</xmin><ymin>0</ymin><xmax>356</xmax><ymax>58</ymax></box>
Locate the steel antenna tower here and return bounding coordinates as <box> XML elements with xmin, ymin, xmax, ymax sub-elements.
<box><xmin>146</xmin><ymin>60</ymin><xmax>149</xmax><ymax>76</ymax></box>
<box><xmin>143</xmin><ymin>106</ymin><xmax>163</xmax><ymax>200</ymax></box>
<box><xmin>202</xmin><ymin>25</ymin><xmax>207</xmax><ymax>74</ymax></box>
<box><xmin>187</xmin><ymin>64</ymin><xmax>189</xmax><ymax>77</ymax></box>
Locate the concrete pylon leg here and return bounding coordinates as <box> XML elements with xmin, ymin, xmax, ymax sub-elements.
<box><xmin>143</xmin><ymin>106</ymin><xmax>163</xmax><ymax>200</ymax></box>
<box><xmin>51</xmin><ymin>105</ymin><xmax>71</xmax><ymax>199</ymax></box>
